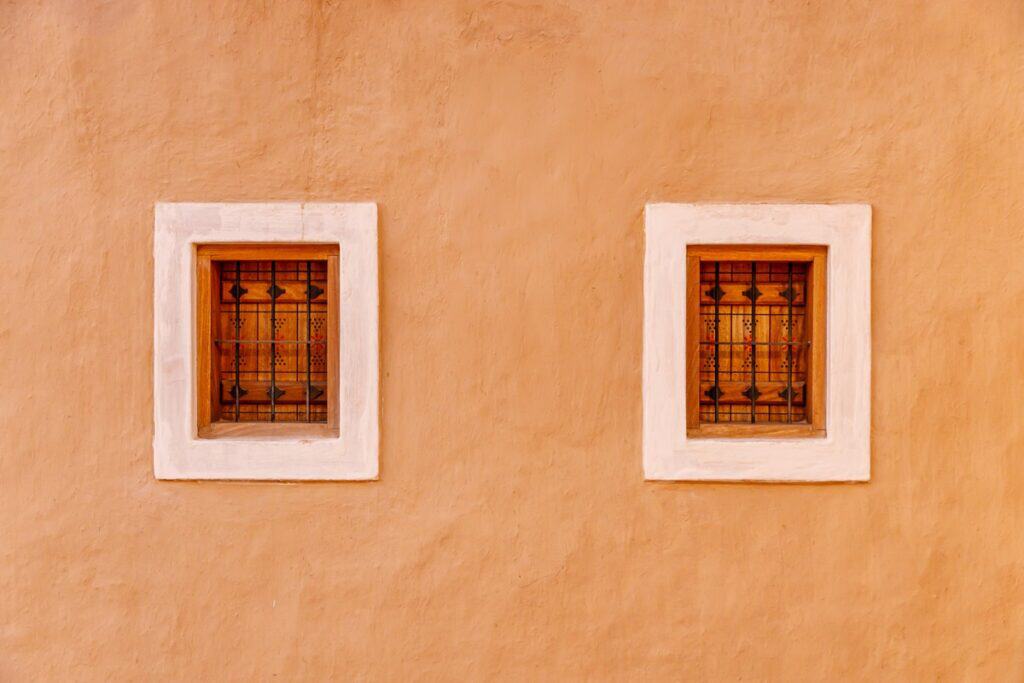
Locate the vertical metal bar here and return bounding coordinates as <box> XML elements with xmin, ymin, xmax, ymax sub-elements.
<box><xmin>750</xmin><ymin>261</ymin><xmax>757</xmax><ymax>424</ymax></box>
<box><xmin>270</xmin><ymin>261</ymin><xmax>277</xmax><ymax>422</ymax></box>
<box><xmin>306</xmin><ymin>260</ymin><xmax>312</xmax><ymax>422</ymax></box>
<box><xmin>787</xmin><ymin>262</ymin><xmax>793</xmax><ymax>424</ymax></box>
<box><xmin>713</xmin><ymin>261</ymin><xmax>720</xmax><ymax>423</ymax></box>
<box><xmin>233</xmin><ymin>261</ymin><xmax>241</xmax><ymax>422</ymax></box>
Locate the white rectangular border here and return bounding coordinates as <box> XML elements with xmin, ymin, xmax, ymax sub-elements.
<box><xmin>154</xmin><ymin>202</ymin><xmax>379</xmax><ymax>480</ymax></box>
<box><xmin>643</xmin><ymin>204</ymin><xmax>871</xmax><ymax>482</ymax></box>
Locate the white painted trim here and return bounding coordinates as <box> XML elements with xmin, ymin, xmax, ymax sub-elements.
<box><xmin>153</xmin><ymin>202</ymin><xmax>379</xmax><ymax>480</ymax></box>
<box><xmin>643</xmin><ymin>203</ymin><xmax>871</xmax><ymax>482</ymax></box>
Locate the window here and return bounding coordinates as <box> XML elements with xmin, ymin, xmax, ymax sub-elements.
<box><xmin>195</xmin><ymin>244</ymin><xmax>339</xmax><ymax>439</ymax></box>
<box><xmin>644</xmin><ymin>204</ymin><xmax>870</xmax><ymax>482</ymax></box>
<box><xmin>686</xmin><ymin>245</ymin><xmax>826</xmax><ymax>438</ymax></box>
<box><xmin>154</xmin><ymin>202</ymin><xmax>378</xmax><ymax>481</ymax></box>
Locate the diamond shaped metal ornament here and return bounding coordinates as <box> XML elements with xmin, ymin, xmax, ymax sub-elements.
<box><xmin>706</xmin><ymin>285</ymin><xmax>725</xmax><ymax>302</ymax></box>
<box><xmin>228</xmin><ymin>384</ymin><xmax>248</xmax><ymax>399</ymax></box>
<box><xmin>741</xmin><ymin>385</ymin><xmax>761</xmax><ymax>401</ymax></box>
<box><xmin>704</xmin><ymin>385</ymin><xmax>723</xmax><ymax>401</ymax></box>
<box><xmin>308</xmin><ymin>385</ymin><xmax>324</xmax><ymax>401</ymax></box>
<box><xmin>778</xmin><ymin>385</ymin><xmax>797</xmax><ymax>402</ymax></box>
<box><xmin>229</xmin><ymin>283</ymin><xmax>248</xmax><ymax>299</ymax></box>
<box><xmin>267</xmin><ymin>284</ymin><xmax>286</xmax><ymax>300</ymax></box>
<box><xmin>306</xmin><ymin>284</ymin><xmax>324</xmax><ymax>300</ymax></box>
<box><xmin>267</xmin><ymin>385</ymin><xmax>285</xmax><ymax>401</ymax></box>
<box><xmin>741</xmin><ymin>285</ymin><xmax>762</xmax><ymax>302</ymax></box>
<box><xmin>779</xmin><ymin>285</ymin><xmax>798</xmax><ymax>303</ymax></box>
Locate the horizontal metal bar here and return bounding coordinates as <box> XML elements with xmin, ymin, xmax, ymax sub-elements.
<box><xmin>700</xmin><ymin>342</ymin><xmax>808</xmax><ymax>347</ymax></box>
<box><xmin>698</xmin><ymin>380</ymin><xmax>806</xmax><ymax>406</ymax></box>
<box><xmin>220</xmin><ymin>380</ymin><xmax>327</xmax><ymax>405</ymax></box>
<box><xmin>699</xmin><ymin>281</ymin><xmax>805</xmax><ymax>306</ymax></box>
<box><xmin>215</xmin><ymin>339</ymin><xmax>315</xmax><ymax>345</ymax></box>
<box><xmin>220</xmin><ymin>279</ymin><xmax>327</xmax><ymax>304</ymax></box>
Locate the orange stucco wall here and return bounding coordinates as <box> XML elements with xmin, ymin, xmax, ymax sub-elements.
<box><xmin>3</xmin><ymin>1</ymin><xmax>1024</xmax><ymax>679</ymax></box>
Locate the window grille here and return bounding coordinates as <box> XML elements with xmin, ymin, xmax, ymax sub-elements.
<box><xmin>217</xmin><ymin>260</ymin><xmax>329</xmax><ymax>423</ymax></box>
<box><xmin>699</xmin><ymin>261</ymin><xmax>809</xmax><ymax>424</ymax></box>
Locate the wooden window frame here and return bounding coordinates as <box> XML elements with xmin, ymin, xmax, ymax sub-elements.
<box><xmin>195</xmin><ymin>243</ymin><xmax>340</xmax><ymax>440</ymax></box>
<box><xmin>685</xmin><ymin>245</ymin><xmax>826</xmax><ymax>439</ymax></box>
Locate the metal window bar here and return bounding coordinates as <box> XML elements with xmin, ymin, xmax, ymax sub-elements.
<box><xmin>234</xmin><ymin>260</ymin><xmax>241</xmax><ymax>422</ymax></box>
<box><xmin>216</xmin><ymin>339</ymin><xmax>311</xmax><ymax>344</ymax></box>
<box><xmin>306</xmin><ymin>260</ymin><xmax>312</xmax><ymax>422</ymax></box>
<box><xmin>700</xmin><ymin>341</ymin><xmax>807</xmax><ymax>347</ymax></box>
<box><xmin>787</xmin><ymin>262</ymin><xmax>793</xmax><ymax>424</ymax></box>
<box><xmin>749</xmin><ymin>262</ymin><xmax>757</xmax><ymax>423</ymax></box>
<box><xmin>713</xmin><ymin>261</ymin><xmax>720</xmax><ymax>423</ymax></box>
<box><xmin>270</xmin><ymin>261</ymin><xmax>277</xmax><ymax>422</ymax></box>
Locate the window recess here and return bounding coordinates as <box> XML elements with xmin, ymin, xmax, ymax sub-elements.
<box><xmin>686</xmin><ymin>245</ymin><xmax>826</xmax><ymax>438</ymax></box>
<box><xmin>196</xmin><ymin>244</ymin><xmax>339</xmax><ymax>439</ymax></box>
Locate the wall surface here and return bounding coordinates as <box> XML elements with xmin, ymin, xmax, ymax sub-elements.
<box><xmin>3</xmin><ymin>1</ymin><xmax>1024</xmax><ymax>679</ymax></box>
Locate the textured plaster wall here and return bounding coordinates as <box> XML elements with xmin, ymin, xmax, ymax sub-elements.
<box><xmin>2</xmin><ymin>1</ymin><xmax>1024</xmax><ymax>679</ymax></box>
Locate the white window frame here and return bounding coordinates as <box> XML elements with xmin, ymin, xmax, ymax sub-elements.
<box><xmin>153</xmin><ymin>202</ymin><xmax>379</xmax><ymax>480</ymax></box>
<box><xmin>643</xmin><ymin>203</ymin><xmax>871</xmax><ymax>482</ymax></box>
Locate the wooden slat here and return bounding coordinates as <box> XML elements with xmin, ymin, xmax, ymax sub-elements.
<box><xmin>210</xmin><ymin>261</ymin><xmax>224</xmax><ymax>422</ymax></box>
<box><xmin>220</xmin><ymin>380</ymin><xmax>327</xmax><ymax>405</ymax></box>
<box><xmin>687</xmin><ymin>245</ymin><xmax>826</xmax><ymax>261</ymax></box>
<box><xmin>808</xmin><ymin>253</ymin><xmax>827</xmax><ymax>431</ymax></box>
<box><xmin>685</xmin><ymin>255</ymin><xmax>701</xmax><ymax>429</ymax></box>
<box><xmin>326</xmin><ymin>253</ymin><xmax>340</xmax><ymax>431</ymax></box>
<box><xmin>200</xmin><ymin>423</ymin><xmax>336</xmax><ymax>439</ymax></box>
<box><xmin>196</xmin><ymin>254</ymin><xmax>216</xmax><ymax>429</ymax></box>
<box><xmin>689</xmin><ymin>423</ymin><xmax>821</xmax><ymax>439</ymax></box>
<box><xmin>698</xmin><ymin>281</ymin><xmax>805</xmax><ymax>306</ymax></box>
<box><xmin>199</xmin><ymin>243</ymin><xmax>338</xmax><ymax>261</ymax></box>
<box><xmin>698</xmin><ymin>380</ymin><xmax>805</xmax><ymax>406</ymax></box>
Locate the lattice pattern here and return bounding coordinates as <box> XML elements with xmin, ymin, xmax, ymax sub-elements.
<box><xmin>699</xmin><ymin>261</ymin><xmax>809</xmax><ymax>424</ymax></box>
<box><xmin>217</xmin><ymin>260</ymin><xmax>328</xmax><ymax>423</ymax></box>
